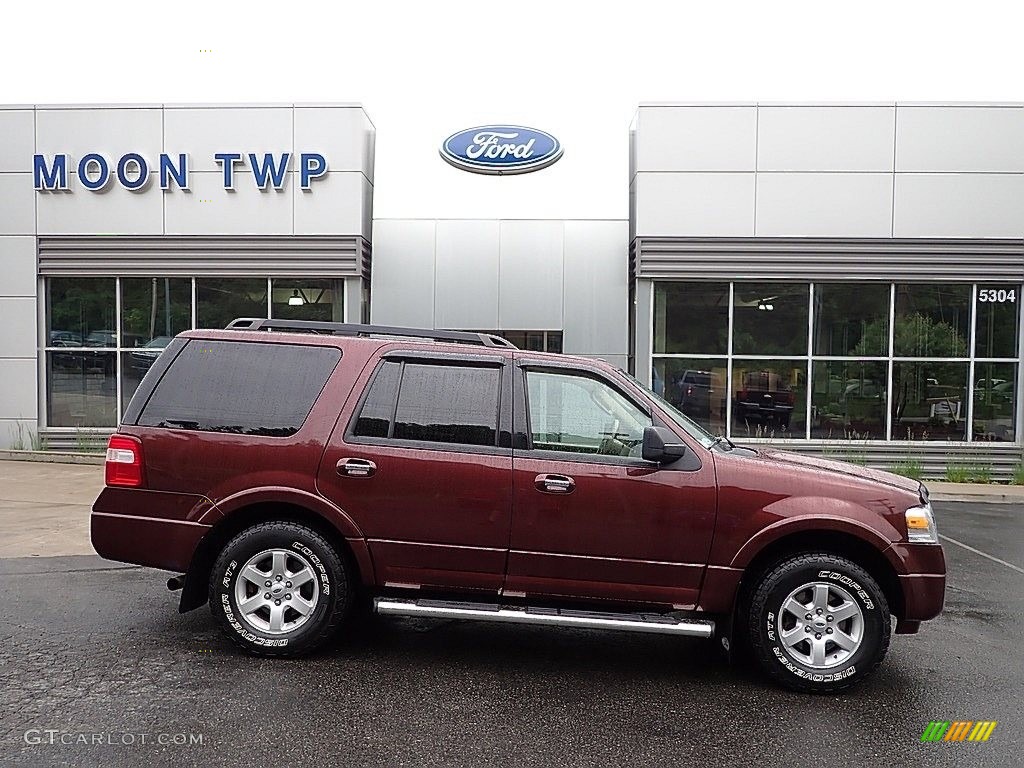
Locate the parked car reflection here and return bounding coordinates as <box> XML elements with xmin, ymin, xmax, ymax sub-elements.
<box><xmin>129</xmin><ymin>336</ymin><xmax>172</xmax><ymax>373</ymax></box>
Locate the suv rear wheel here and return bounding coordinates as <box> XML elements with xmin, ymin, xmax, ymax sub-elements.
<box><xmin>747</xmin><ymin>553</ymin><xmax>890</xmax><ymax>693</ymax></box>
<box><xmin>209</xmin><ymin>521</ymin><xmax>351</xmax><ymax>656</ymax></box>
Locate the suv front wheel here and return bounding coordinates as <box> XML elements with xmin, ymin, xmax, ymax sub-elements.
<box><xmin>747</xmin><ymin>553</ymin><xmax>891</xmax><ymax>693</ymax></box>
<box><xmin>209</xmin><ymin>521</ymin><xmax>351</xmax><ymax>656</ymax></box>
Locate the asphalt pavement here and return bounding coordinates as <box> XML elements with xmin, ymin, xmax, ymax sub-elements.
<box><xmin>0</xmin><ymin>466</ymin><xmax>1021</xmax><ymax>766</ymax></box>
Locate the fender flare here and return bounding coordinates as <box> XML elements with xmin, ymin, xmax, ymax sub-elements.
<box><xmin>211</xmin><ymin>486</ymin><xmax>365</xmax><ymax>539</ymax></box>
<box><xmin>729</xmin><ymin>514</ymin><xmax>905</xmax><ymax>575</ymax></box>
<box><xmin>178</xmin><ymin>486</ymin><xmax>368</xmax><ymax>613</ymax></box>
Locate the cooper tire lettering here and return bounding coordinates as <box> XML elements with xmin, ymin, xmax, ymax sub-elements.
<box><xmin>209</xmin><ymin>522</ymin><xmax>351</xmax><ymax>658</ymax></box>
<box><xmin>748</xmin><ymin>553</ymin><xmax>891</xmax><ymax>692</ymax></box>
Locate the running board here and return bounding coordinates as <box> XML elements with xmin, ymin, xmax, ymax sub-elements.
<box><xmin>374</xmin><ymin>598</ymin><xmax>715</xmax><ymax>638</ymax></box>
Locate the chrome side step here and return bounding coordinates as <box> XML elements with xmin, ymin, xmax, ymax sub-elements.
<box><xmin>374</xmin><ymin>598</ymin><xmax>715</xmax><ymax>639</ymax></box>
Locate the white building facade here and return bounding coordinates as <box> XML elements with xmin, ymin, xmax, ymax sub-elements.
<box><xmin>1</xmin><ymin>102</ymin><xmax>1021</xmax><ymax>478</ymax></box>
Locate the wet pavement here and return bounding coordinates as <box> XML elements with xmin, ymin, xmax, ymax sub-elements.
<box><xmin>0</xmin><ymin>500</ymin><xmax>1021</xmax><ymax>767</ymax></box>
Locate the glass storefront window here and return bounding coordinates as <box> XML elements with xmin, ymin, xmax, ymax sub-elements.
<box><xmin>653</xmin><ymin>282</ymin><xmax>729</xmax><ymax>355</ymax></box>
<box><xmin>972</xmin><ymin>362</ymin><xmax>1016</xmax><ymax>442</ymax></box>
<box><xmin>121</xmin><ymin>277</ymin><xmax>192</xmax><ymax>348</ymax></box>
<box><xmin>47</xmin><ymin>351</ymin><xmax>117</xmax><ymax>427</ymax></box>
<box><xmin>813</xmin><ymin>283</ymin><xmax>890</xmax><ymax>357</ymax></box>
<box><xmin>652</xmin><ymin>358</ymin><xmax>728</xmax><ymax>435</ymax></box>
<box><xmin>891</xmin><ymin>361</ymin><xmax>968</xmax><ymax>441</ymax></box>
<box><xmin>811</xmin><ymin>361</ymin><xmax>887</xmax><ymax>440</ymax></box>
<box><xmin>271</xmin><ymin>279</ymin><xmax>342</xmax><ymax>322</ymax></box>
<box><xmin>478</xmin><ymin>331</ymin><xmax>563</xmax><ymax>353</ymax></box>
<box><xmin>196</xmin><ymin>278</ymin><xmax>268</xmax><ymax>330</ymax></box>
<box><xmin>732</xmin><ymin>283</ymin><xmax>809</xmax><ymax>356</ymax></box>
<box><xmin>47</xmin><ymin>278</ymin><xmax>116</xmax><ymax>349</ymax></box>
<box><xmin>894</xmin><ymin>284</ymin><xmax>971</xmax><ymax>358</ymax></box>
<box><xmin>975</xmin><ymin>285</ymin><xmax>1019</xmax><ymax>359</ymax></box>
<box><xmin>731</xmin><ymin>360</ymin><xmax>807</xmax><ymax>439</ymax></box>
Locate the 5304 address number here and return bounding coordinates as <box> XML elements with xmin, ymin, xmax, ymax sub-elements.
<box><xmin>978</xmin><ymin>289</ymin><xmax>1016</xmax><ymax>303</ymax></box>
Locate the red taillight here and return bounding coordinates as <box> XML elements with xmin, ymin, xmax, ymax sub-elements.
<box><xmin>105</xmin><ymin>434</ymin><xmax>145</xmax><ymax>487</ymax></box>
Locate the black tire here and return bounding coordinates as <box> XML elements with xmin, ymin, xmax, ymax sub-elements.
<box><xmin>209</xmin><ymin>521</ymin><xmax>351</xmax><ymax>657</ymax></box>
<box><xmin>747</xmin><ymin>553</ymin><xmax>890</xmax><ymax>693</ymax></box>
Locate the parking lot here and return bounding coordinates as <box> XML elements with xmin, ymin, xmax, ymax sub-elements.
<box><xmin>0</xmin><ymin>462</ymin><xmax>1021</xmax><ymax>767</ymax></box>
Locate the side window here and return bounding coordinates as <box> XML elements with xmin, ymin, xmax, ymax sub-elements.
<box><xmin>352</xmin><ymin>361</ymin><xmax>401</xmax><ymax>437</ymax></box>
<box><xmin>137</xmin><ymin>340</ymin><xmax>341</xmax><ymax>436</ymax></box>
<box><xmin>351</xmin><ymin>360</ymin><xmax>502</xmax><ymax>448</ymax></box>
<box><xmin>526</xmin><ymin>370</ymin><xmax>651</xmax><ymax>458</ymax></box>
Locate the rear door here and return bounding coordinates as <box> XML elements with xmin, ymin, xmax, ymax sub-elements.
<box><xmin>317</xmin><ymin>349</ymin><xmax>514</xmax><ymax>595</ymax></box>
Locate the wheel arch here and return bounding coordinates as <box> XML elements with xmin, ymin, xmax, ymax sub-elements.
<box><xmin>178</xmin><ymin>499</ymin><xmax>372</xmax><ymax>613</ymax></box>
<box><xmin>731</xmin><ymin>528</ymin><xmax>905</xmax><ymax>625</ymax></box>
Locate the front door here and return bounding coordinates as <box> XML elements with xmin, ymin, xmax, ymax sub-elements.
<box><xmin>318</xmin><ymin>352</ymin><xmax>513</xmax><ymax>595</ymax></box>
<box><xmin>506</xmin><ymin>363</ymin><xmax>717</xmax><ymax>608</ymax></box>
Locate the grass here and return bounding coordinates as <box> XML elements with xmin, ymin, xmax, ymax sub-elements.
<box><xmin>74</xmin><ymin>428</ymin><xmax>105</xmax><ymax>454</ymax></box>
<box><xmin>8</xmin><ymin>422</ymin><xmax>43</xmax><ymax>451</ymax></box>
<box><xmin>1012</xmin><ymin>464</ymin><xmax>1024</xmax><ymax>486</ymax></box>
<box><xmin>945</xmin><ymin>462</ymin><xmax>993</xmax><ymax>484</ymax></box>
<box><xmin>890</xmin><ymin>459</ymin><xmax>924</xmax><ymax>481</ymax></box>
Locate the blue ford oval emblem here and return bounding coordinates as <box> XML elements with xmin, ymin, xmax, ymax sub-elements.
<box><xmin>440</xmin><ymin>125</ymin><xmax>563</xmax><ymax>175</ymax></box>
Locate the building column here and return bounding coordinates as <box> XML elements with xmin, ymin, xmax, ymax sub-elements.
<box><xmin>0</xmin><ymin>237</ymin><xmax>40</xmax><ymax>448</ymax></box>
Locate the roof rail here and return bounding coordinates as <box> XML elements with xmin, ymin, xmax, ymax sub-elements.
<box><xmin>224</xmin><ymin>318</ymin><xmax>517</xmax><ymax>349</ymax></box>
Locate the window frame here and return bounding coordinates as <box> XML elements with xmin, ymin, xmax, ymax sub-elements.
<box><xmin>344</xmin><ymin>353</ymin><xmax>512</xmax><ymax>456</ymax></box>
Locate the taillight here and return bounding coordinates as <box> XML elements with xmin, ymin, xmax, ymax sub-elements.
<box><xmin>105</xmin><ymin>434</ymin><xmax>145</xmax><ymax>487</ymax></box>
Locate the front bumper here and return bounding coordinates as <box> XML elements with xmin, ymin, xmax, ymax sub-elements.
<box><xmin>887</xmin><ymin>542</ymin><xmax>947</xmax><ymax>624</ymax></box>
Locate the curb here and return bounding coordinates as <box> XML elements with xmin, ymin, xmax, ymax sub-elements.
<box><xmin>0</xmin><ymin>450</ymin><xmax>104</xmax><ymax>466</ymax></box>
<box><xmin>931</xmin><ymin>492</ymin><xmax>1022</xmax><ymax>505</ymax></box>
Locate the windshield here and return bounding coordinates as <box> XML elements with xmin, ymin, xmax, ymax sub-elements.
<box><xmin>616</xmin><ymin>369</ymin><xmax>719</xmax><ymax>449</ymax></box>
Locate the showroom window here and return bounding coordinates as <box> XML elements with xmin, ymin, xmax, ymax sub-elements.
<box><xmin>651</xmin><ymin>281</ymin><xmax>1020</xmax><ymax>443</ymax></box>
<box><xmin>476</xmin><ymin>330</ymin><xmax>563</xmax><ymax>353</ymax></box>
<box><xmin>44</xmin><ymin>277</ymin><xmax>345</xmax><ymax>429</ymax></box>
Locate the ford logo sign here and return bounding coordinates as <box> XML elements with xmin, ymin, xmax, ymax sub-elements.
<box><xmin>440</xmin><ymin>125</ymin><xmax>563</xmax><ymax>175</ymax></box>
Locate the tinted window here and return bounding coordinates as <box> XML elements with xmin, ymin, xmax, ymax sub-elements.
<box><xmin>138</xmin><ymin>340</ymin><xmax>340</xmax><ymax>436</ymax></box>
<box><xmin>653</xmin><ymin>282</ymin><xmax>729</xmax><ymax>355</ymax></box>
<box><xmin>353</xmin><ymin>361</ymin><xmax>401</xmax><ymax>438</ymax></box>
<box><xmin>733</xmin><ymin>282</ymin><xmax>809</xmax><ymax>356</ymax></box>
<box><xmin>526</xmin><ymin>371</ymin><xmax>650</xmax><ymax>458</ymax></box>
<box><xmin>391</xmin><ymin>364</ymin><xmax>501</xmax><ymax>446</ymax></box>
<box><xmin>975</xmin><ymin>284</ymin><xmax>1019</xmax><ymax>359</ymax></box>
<box><xmin>813</xmin><ymin>283</ymin><xmax>890</xmax><ymax>357</ymax></box>
<box><xmin>894</xmin><ymin>284</ymin><xmax>970</xmax><ymax>358</ymax></box>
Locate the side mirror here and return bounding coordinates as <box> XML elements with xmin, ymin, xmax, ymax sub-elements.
<box><xmin>642</xmin><ymin>425</ymin><xmax>688</xmax><ymax>464</ymax></box>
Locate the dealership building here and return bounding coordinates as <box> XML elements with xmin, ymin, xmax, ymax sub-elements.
<box><xmin>1</xmin><ymin>102</ymin><xmax>1022</xmax><ymax>478</ymax></box>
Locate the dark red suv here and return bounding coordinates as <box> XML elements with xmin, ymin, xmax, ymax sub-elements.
<box><xmin>91</xmin><ymin>318</ymin><xmax>945</xmax><ymax>692</ymax></box>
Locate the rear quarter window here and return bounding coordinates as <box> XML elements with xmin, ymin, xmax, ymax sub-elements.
<box><xmin>137</xmin><ymin>339</ymin><xmax>341</xmax><ymax>437</ymax></box>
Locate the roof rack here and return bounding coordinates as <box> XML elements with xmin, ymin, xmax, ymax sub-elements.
<box><xmin>224</xmin><ymin>318</ymin><xmax>517</xmax><ymax>349</ymax></box>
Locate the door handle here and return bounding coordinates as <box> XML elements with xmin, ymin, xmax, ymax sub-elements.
<box><xmin>337</xmin><ymin>458</ymin><xmax>376</xmax><ymax>478</ymax></box>
<box><xmin>535</xmin><ymin>473</ymin><xmax>575</xmax><ymax>494</ymax></box>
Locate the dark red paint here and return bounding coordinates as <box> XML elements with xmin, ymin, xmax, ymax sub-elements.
<box><xmin>91</xmin><ymin>328</ymin><xmax>946</xmax><ymax>629</ymax></box>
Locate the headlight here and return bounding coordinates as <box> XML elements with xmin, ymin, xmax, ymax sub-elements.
<box><xmin>905</xmin><ymin>503</ymin><xmax>938</xmax><ymax>544</ymax></box>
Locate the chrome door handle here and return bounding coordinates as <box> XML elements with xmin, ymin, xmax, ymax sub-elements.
<box><xmin>534</xmin><ymin>473</ymin><xmax>575</xmax><ymax>494</ymax></box>
<box><xmin>337</xmin><ymin>458</ymin><xmax>376</xmax><ymax>478</ymax></box>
